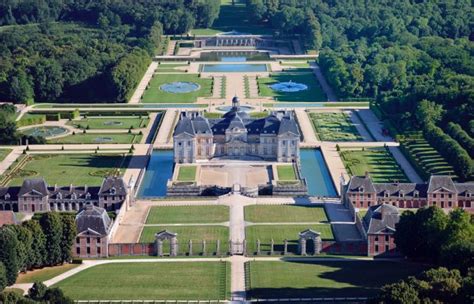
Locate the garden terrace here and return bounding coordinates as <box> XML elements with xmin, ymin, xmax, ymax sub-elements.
<box><xmin>339</xmin><ymin>148</ymin><xmax>409</xmax><ymax>183</ymax></box>
<box><xmin>246</xmin><ymin>261</ymin><xmax>427</xmax><ymax>299</ymax></box>
<box><xmin>244</xmin><ymin>205</ymin><xmax>328</xmax><ymax>223</ymax></box>
<box><xmin>245</xmin><ymin>224</ymin><xmax>334</xmax><ymax>255</ymax></box>
<box><xmin>141</xmin><ymin>74</ymin><xmax>213</xmax><ymax>103</ymax></box>
<box><xmin>0</xmin><ymin>149</ymin><xmax>12</xmax><ymax>162</ymax></box>
<box><xmin>67</xmin><ymin>116</ymin><xmax>149</xmax><ymax>130</ymax></box>
<box><xmin>47</xmin><ymin>133</ymin><xmax>142</xmax><ymax>144</ymax></box>
<box><xmin>276</xmin><ymin>165</ymin><xmax>297</xmax><ymax>181</ymax></box>
<box><xmin>146</xmin><ymin>206</ymin><xmax>229</xmax><ymax>224</ymax></box>
<box><xmin>54</xmin><ymin>262</ymin><xmax>230</xmax><ymax>300</ymax></box>
<box><xmin>257</xmin><ymin>71</ymin><xmax>326</xmax><ymax>102</ymax></box>
<box><xmin>309</xmin><ymin>112</ymin><xmax>362</xmax><ymax>141</ymax></box>
<box><xmin>399</xmin><ymin>133</ymin><xmax>457</xmax><ymax>180</ymax></box>
<box><xmin>177</xmin><ymin>166</ymin><xmax>197</xmax><ymax>182</ymax></box>
<box><xmin>156</xmin><ymin>63</ymin><xmax>190</xmax><ymax>73</ymax></box>
<box><xmin>4</xmin><ymin>154</ymin><xmax>131</xmax><ymax>186</ymax></box>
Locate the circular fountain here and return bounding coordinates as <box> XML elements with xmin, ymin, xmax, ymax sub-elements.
<box><xmin>21</xmin><ymin>126</ymin><xmax>68</xmax><ymax>139</ymax></box>
<box><xmin>269</xmin><ymin>80</ymin><xmax>308</xmax><ymax>92</ymax></box>
<box><xmin>160</xmin><ymin>82</ymin><xmax>200</xmax><ymax>94</ymax></box>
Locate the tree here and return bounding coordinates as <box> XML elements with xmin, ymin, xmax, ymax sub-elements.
<box><xmin>22</xmin><ymin>221</ymin><xmax>46</xmax><ymax>269</ymax></box>
<box><xmin>28</xmin><ymin>282</ymin><xmax>47</xmax><ymax>301</ymax></box>
<box><xmin>372</xmin><ymin>281</ymin><xmax>420</xmax><ymax>304</ymax></box>
<box><xmin>304</xmin><ymin>10</ymin><xmax>322</xmax><ymax>51</ymax></box>
<box><xmin>11</xmin><ymin>225</ymin><xmax>33</xmax><ymax>271</ymax></box>
<box><xmin>39</xmin><ymin>213</ymin><xmax>63</xmax><ymax>266</ymax></box>
<box><xmin>0</xmin><ymin>262</ymin><xmax>6</xmax><ymax>292</ymax></box>
<box><xmin>0</xmin><ymin>227</ymin><xmax>19</xmax><ymax>285</ymax></box>
<box><xmin>60</xmin><ymin>215</ymin><xmax>77</xmax><ymax>262</ymax></box>
<box><xmin>8</xmin><ymin>69</ymin><xmax>34</xmax><ymax>104</ymax></box>
<box><xmin>42</xmin><ymin>287</ymin><xmax>74</xmax><ymax>304</ymax></box>
<box><xmin>32</xmin><ymin>59</ymin><xmax>64</xmax><ymax>102</ymax></box>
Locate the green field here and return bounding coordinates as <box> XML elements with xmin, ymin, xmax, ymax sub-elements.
<box><xmin>156</xmin><ymin>63</ymin><xmax>189</xmax><ymax>73</ymax></box>
<box><xmin>245</xmin><ymin>205</ymin><xmax>328</xmax><ymax>223</ymax></box>
<box><xmin>247</xmin><ymin>261</ymin><xmax>427</xmax><ymax>298</ymax></box>
<box><xmin>280</xmin><ymin>62</ymin><xmax>312</xmax><ymax>69</ymax></box>
<box><xmin>177</xmin><ymin>166</ymin><xmax>197</xmax><ymax>181</ymax></box>
<box><xmin>146</xmin><ymin>206</ymin><xmax>229</xmax><ymax>224</ymax></box>
<box><xmin>0</xmin><ymin>149</ymin><xmax>12</xmax><ymax>162</ymax></box>
<box><xmin>141</xmin><ymin>74</ymin><xmax>213</xmax><ymax>103</ymax></box>
<box><xmin>67</xmin><ymin>117</ymin><xmax>149</xmax><ymax>130</ymax></box>
<box><xmin>140</xmin><ymin>226</ymin><xmax>229</xmax><ymax>244</ymax></box>
<box><xmin>309</xmin><ymin>112</ymin><xmax>362</xmax><ymax>141</ymax></box>
<box><xmin>6</xmin><ymin>154</ymin><xmax>130</xmax><ymax>186</ymax></box>
<box><xmin>340</xmin><ymin>148</ymin><xmax>409</xmax><ymax>183</ymax></box>
<box><xmin>47</xmin><ymin>133</ymin><xmax>142</xmax><ymax>144</ymax></box>
<box><xmin>400</xmin><ymin>133</ymin><xmax>457</xmax><ymax>180</ymax></box>
<box><xmin>55</xmin><ymin>262</ymin><xmax>229</xmax><ymax>300</ymax></box>
<box><xmin>276</xmin><ymin>165</ymin><xmax>297</xmax><ymax>180</ymax></box>
<box><xmin>258</xmin><ymin>72</ymin><xmax>326</xmax><ymax>102</ymax></box>
<box><xmin>246</xmin><ymin>224</ymin><xmax>334</xmax><ymax>255</ymax></box>
<box><xmin>16</xmin><ymin>264</ymin><xmax>79</xmax><ymax>284</ymax></box>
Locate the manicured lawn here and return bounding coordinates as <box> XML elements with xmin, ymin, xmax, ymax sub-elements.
<box><xmin>7</xmin><ymin>154</ymin><xmax>131</xmax><ymax>186</ymax></box>
<box><xmin>276</xmin><ymin>165</ymin><xmax>297</xmax><ymax>180</ymax></box>
<box><xmin>67</xmin><ymin>117</ymin><xmax>149</xmax><ymax>130</ymax></box>
<box><xmin>47</xmin><ymin>133</ymin><xmax>142</xmax><ymax>144</ymax></box>
<box><xmin>244</xmin><ymin>205</ymin><xmax>328</xmax><ymax>223</ymax></box>
<box><xmin>309</xmin><ymin>112</ymin><xmax>362</xmax><ymax>141</ymax></box>
<box><xmin>16</xmin><ymin>264</ymin><xmax>79</xmax><ymax>283</ymax></box>
<box><xmin>340</xmin><ymin>148</ymin><xmax>409</xmax><ymax>183</ymax></box>
<box><xmin>177</xmin><ymin>166</ymin><xmax>197</xmax><ymax>181</ymax></box>
<box><xmin>257</xmin><ymin>72</ymin><xmax>326</xmax><ymax>102</ymax></box>
<box><xmin>246</xmin><ymin>224</ymin><xmax>334</xmax><ymax>255</ymax></box>
<box><xmin>280</xmin><ymin>62</ymin><xmax>312</xmax><ymax>69</ymax></box>
<box><xmin>140</xmin><ymin>226</ymin><xmax>229</xmax><ymax>244</ymax></box>
<box><xmin>156</xmin><ymin>63</ymin><xmax>189</xmax><ymax>72</ymax></box>
<box><xmin>55</xmin><ymin>262</ymin><xmax>230</xmax><ymax>300</ymax></box>
<box><xmin>247</xmin><ymin>260</ymin><xmax>427</xmax><ymax>298</ymax></box>
<box><xmin>141</xmin><ymin>74</ymin><xmax>213</xmax><ymax>103</ymax></box>
<box><xmin>146</xmin><ymin>206</ymin><xmax>229</xmax><ymax>224</ymax></box>
<box><xmin>0</xmin><ymin>149</ymin><xmax>12</xmax><ymax>162</ymax></box>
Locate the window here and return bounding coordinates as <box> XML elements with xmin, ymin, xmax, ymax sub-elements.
<box><xmin>374</xmin><ymin>236</ymin><xmax>379</xmax><ymax>242</ymax></box>
<box><xmin>375</xmin><ymin>245</ymin><xmax>379</xmax><ymax>253</ymax></box>
<box><xmin>76</xmin><ymin>247</ymin><xmax>80</xmax><ymax>255</ymax></box>
<box><xmin>86</xmin><ymin>247</ymin><xmax>90</xmax><ymax>254</ymax></box>
<box><xmin>433</xmin><ymin>194</ymin><xmax>436</xmax><ymax>198</ymax></box>
<box><xmin>385</xmin><ymin>235</ymin><xmax>389</xmax><ymax>242</ymax></box>
<box><xmin>368</xmin><ymin>194</ymin><xmax>371</xmax><ymax>198</ymax></box>
<box><xmin>448</xmin><ymin>194</ymin><xmax>452</xmax><ymax>198</ymax></box>
<box><xmin>76</xmin><ymin>238</ymin><xmax>80</xmax><ymax>244</ymax></box>
<box><xmin>87</xmin><ymin>238</ymin><xmax>90</xmax><ymax>244</ymax></box>
<box><xmin>441</xmin><ymin>194</ymin><xmax>444</xmax><ymax>199</ymax></box>
<box><xmin>97</xmin><ymin>238</ymin><xmax>101</xmax><ymax>243</ymax></box>
<box><xmin>97</xmin><ymin>247</ymin><xmax>101</xmax><ymax>254</ymax></box>
<box><xmin>385</xmin><ymin>245</ymin><xmax>390</xmax><ymax>252</ymax></box>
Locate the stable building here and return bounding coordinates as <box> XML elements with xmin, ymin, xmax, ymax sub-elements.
<box><xmin>173</xmin><ymin>96</ymin><xmax>300</xmax><ymax>163</ymax></box>
<box><xmin>363</xmin><ymin>204</ymin><xmax>400</xmax><ymax>256</ymax></box>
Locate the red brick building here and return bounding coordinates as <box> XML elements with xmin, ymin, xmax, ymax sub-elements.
<box><xmin>342</xmin><ymin>175</ymin><xmax>473</xmax><ymax>212</ymax></box>
<box><xmin>74</xmin><ymin>204</ymin><xmax>112</xmax><ymax>258</ymax></box>
<box><xmin>362</xmin><ymin>204</ymin><xmax>400</xmax><ymax>256</ymax></box>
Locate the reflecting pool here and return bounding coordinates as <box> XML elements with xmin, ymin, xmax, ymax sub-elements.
<box><xmin>201</xmin><ymin>64</ymin><xmax>267</xmax><ymax>73</ymax></box>
<box><xmin>299</xmin><ymin>149</ymin><xmax>337</xmax><ymax>197</ymax></box>
<box><xmin>160</xmin><ymin>82</ymin><xmax>200</xmax><ymax>94</ymax></box>
<box><xmin>137</xmin><ymin>150</ymin><xmax>174</xmax><ymax>198</ymax></box>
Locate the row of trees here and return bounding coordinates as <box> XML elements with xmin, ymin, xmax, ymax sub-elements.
<box><xmin>446</xmin><ymin>122</ymin><xmax>474</xmax><ymax>158</ymax></box>
<box><xmin>0</xmin><ymin>213</ymin><xmax>76</xmax><ymax>287</ymax></box>
<box><xmin>0</xmin><ymin>104</ymin><xmax>45</xmax><ymax>145</ymax></box>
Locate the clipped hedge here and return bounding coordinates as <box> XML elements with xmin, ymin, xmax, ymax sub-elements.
<box><xmin>16</xmin><ymin>115</ymin><xmax>46</xmax><ymax>127</ymax></box>
<box><xmin>446</xmin><ymin>122</ymin><xmax>474</xmax><ymax>158</ymax></box>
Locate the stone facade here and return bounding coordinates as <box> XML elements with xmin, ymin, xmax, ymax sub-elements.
<box><xmin>173</xmin><ymin>97</ymin><xmax>300</xmax><ymax>163</ymax></box>
<box><xmin>0</xmin><ymin>176</ymin><xmax>129</xmax><ymax>213</ymax></box>
<box><xmin>342</xmin><ymin>174</ymin><xmax>474</xmax><ymax>212</ymax></box>
<box><xmin>74</xmin><ymin>204</ymin><xmax>112</xmax><ymax>258</ymax></box>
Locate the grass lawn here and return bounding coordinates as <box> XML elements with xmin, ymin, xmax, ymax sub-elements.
<box><xmin>47</xmin><ymin>133</ymin><xmax>142</xmax><ymax>144</ymax></box>
<box><xmin>0</xmin><ymin>149</ymin><xmax>12</xmax><ymax>162</ymax></box>
<box><xmin>276</xmin><ymin>165</ymin><xmax>297</xmax><ymax>180</ymax></box>
<box><xmin>280</xmin><ymin>62</ymin><xmax>312</xmax><ymax>68</ymax></box>
<box><xmin>55</xmin><ymin>262</ymin><xmax>229</xmax><ymax>300</ymax></box>
<box><xmin>146</xmin><ymin>206</ymin><xmax>229</xmax><ymax>224</ymax></box>
<box><xmin>309</xmin><ymin>112</ymin><xmax>362</xmax><ymax>141</ymax></box>
<box><xmin>177</xmin><ymin>166</ymin><xmax>197</xmax><ymax>181</ymax></box>
<box><xmin>245</xmin><ymin>205</ymin><xmax>328</xmax><ymax>223</ymax></box>
<box><xmin>67</xmin><ymin>117</ymin><xmax>149</xmax><ymax>130</ymax></box>
<box><xmin>156</xmin><ymin>63</ymin><xmax>189</xmax><ymax>73</ymax></box>
<box><xmin>7</xmin><ymin>154</ymin><xmax>130</xmax><ymax>186</ymax></box>
<box><xmin>140</xmin><ymin>226</ymin><xmax>229</xmax><ymax>244</ymax></box>
<box><xmin>340</xmin><ymin>148</ymin><xmax>409</xmax><ymax>183</ymax></box>
<box><xmin>258</xmin><ymin>72</ymin><xmax>326</xmax><ymax>102</ymax></box>
<box><xmin>141</xmin><ymin>74</ymin><xmax>213</xmax><ymax>103</ymax></box>
<box><xmin>247</xmin><ymin>260</ymin><xmax>427</xmax><ymax>298</ymax></box>
<box><xmin>246</xmin><ymin>224</ymin><xmax>334</xmax><ymax>255</ymax></box>
<box><xmin>16</xmin><ymin>264</ymin><xmax>79</xmax><ymax>283</ymax></box>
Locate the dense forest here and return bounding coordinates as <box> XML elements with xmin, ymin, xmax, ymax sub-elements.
<box><xmin>247</xmin><ymin>0</ymin><xmax>473</xmax><ymax>180</ymax></box>
<box><xmin>0</xmin><ymin>0</ymin><xmax>220</xmax><ymax>103</ymax></box>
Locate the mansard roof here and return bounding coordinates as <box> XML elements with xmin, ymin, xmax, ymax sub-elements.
<box><xmin>347</xmin><ymin>175</ymin><xmax>376</xmax><ymax>193</ymax></box>
<box><xmin>374</xmin><ymin>183</ymin><xmax>427</xmax><ymax>198</ymax></box>
<box><xmin>174</xmin><ymin>115</ymin><xmax>195</xmax><ymax>136</ymax></box>
<box><xmin>278</xmin><ymin>114</ymin><xmax>299</xmax><ymax>136</ymax></box>
<box><xmin>455</xmin><ymin>183</ymin><xmax>474</xmax><ymax>196</ymax></box>
<box><xmin>363</xmin><ymin>203</ymin><xmax>400</xmax><ymax>235</ymax></box>
<box><xmin>0</xmin><ymin>187</ymin><xmax>20</xmax><ymax>201</ymax></box>
<box><xmin>48</xmin><ymin>186</ymin><xmax>100</xmax><ymax>200</ymax></box>
<box><xmin>75</xmin><ymin>204</ymin><xmax>112</xmax><ymax>236</ymax></box>
<box><xmin>427</xmin><ymin>176</ymin><xmax>457</xmax><ymax>193</ymax></box>
<box><xmin>18</xmin><ymin>179</ymin><xmax>48</xmax><ymax>197</ymax></box>
<box><xmin>99</xmin><ymin>177</ymin><xmax>127</xmax><ymax>196</ymax></box>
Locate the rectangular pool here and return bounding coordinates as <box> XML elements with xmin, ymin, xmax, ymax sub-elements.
<box><xmin>299</xmin><ymin>149</ymin><xmax>337</xmax><ymax>197</ymax></box>
<box><xmin>201</xmin><ymin>64</ymin><xmax>268</xmax><ymax>73</ymax></box>
<box><xmin>137</xmin><ymin>150</ymin><xmax>174</xmax><ymax>198</ymax></box>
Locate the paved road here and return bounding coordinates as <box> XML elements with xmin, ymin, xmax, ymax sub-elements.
<box><xmin>129</xmin><ymin>61</ymin><xmax>158</xmax><ymax>104</ymax></box>
<box><xmin>153</xmin><ymin>110</ymin><xmax>178</xmax><ymax>147</ymax></box>
<box><xmin>311</xmin><ymin>62</ymin><xmax>337</xmax><ymax>101</ymax></box>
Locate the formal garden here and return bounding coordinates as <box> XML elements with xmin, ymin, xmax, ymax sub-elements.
<box><xmin>246</xmin><ymin>260</ymin><xmax>427</xmax><ymax>299</ymax></box>
<box><xmin>146</xmin><ymin>206</ymin><xmax>229</xmax><ymax>224</ymax></box>
<box><xmin>55</xmin><ymin>262</ymin><xmax>230</xmax><ymax>300</ymax></box>
<box><xmin>47</xmin><ymin>133</ymin><xmax>142</xmax><ymax>144</ymax></box>
<box><xmin>0</xmin><ymin>149</ymin><xmax>11</xmax><ymax>162</ymax></box>
<box><xmin>257</xmin><ymin>71</ymin><xmax>326</xmax><ymax>102</ymax></box>
<box><xmin>309</xmin><ymin>111</ymin><xmax>363</xmax><ymax>141</ymax></box>
<box><xmin>141</xmin><ymin>74</ymin><xmax>213</xmax><ymax>103</ymax></box>
<box><xmin>66</xmin><ymin>116</ymin><xmax>149</xmax><ymax>130</ymax></box>
<box><xmin>339</xmin><ymin>147</ymin><xmax>409</xmax><ymax>183</ymax></box>
<box><xmin>244</xmin><ymin>205</ymin><xmax>328</xmax><ymax>223</ymax></box>
<box><xmin>2</xmin><ymin>153</ymin><xmax>131</xmax><ymax>186</ymax></box>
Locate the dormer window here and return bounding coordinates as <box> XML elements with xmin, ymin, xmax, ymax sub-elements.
<box><xmin>467</xmin><ymin>192</ymin><xmax>471</xmax><ymax>198</ymax></box>
<box><xmin>57</xmin><ymin>193</ymin><xmax>62</xmax><ymax>200</ymax></box>
<box><xmin>359</xmin><ymin>186</ymin><xmax>364</xmax><ymax>193</ymax></box>
<box><xmin>399</xmin><ymin>191</ymin><xmax>404</xmax><ymax>198</ymax></box>
<box><xmin>110</xmin><ymin>187</ymin><xmax>116</xmax><ymax>195</ymax></box>
<box><xmin>414</xmin><ymin>191</ymin><xmax>419</xmax><ymax>198</ymax></box>
<box><xmin>71</xmin><ymin>193</ymin><xmax>77</xmax><ymax>200</ymax></box>
<box><xmin>384</xmin><ymin>191</ymin><xmax>389</xmax><ymax>198</ymax></box>
<box><xmin>85</xmin><ymin>193</ymin><xmax>91</xmax><ymax>200</ymax></box>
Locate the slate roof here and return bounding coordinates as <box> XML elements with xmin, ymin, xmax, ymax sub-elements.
<box><xmin>48</xmin><ymin>186</ymin><xmax>100</xmax><ymax>200</ymax></box>
<box><xmin>18</xmin><ymin>179</ymin><xmax>48</xmax><ymax>197</ymax></box>
<box><xmin>75</xmin><ymin>204</ymin><xmax>112</xmax><ymax>235</ymax></box>
<box><xmin>374</xmin><ymin>183</ymin><xmax>428</xmax><ymax>198</ymax></box>
<box><xmin>347</xmin><ymin>176</ymin><xmax>376</xmax><ymax>193</ymax></box>
<box><xmin>0</xmin><ymin>187</ymin><xmax>20</xmax><ymax>201</ymax></box>
<box><xmin>427</xmin><ymin>176</ymin><xmax>457</xmax><ymax>193</ymax></box>
<box><xmin>99</xmin><ymin>177</ymin><xmax>127</xmax><ymax>196</ymax></box>
<box><xmin>363</xmin><ymin>204</ymin><xmax>400</xmax><ymax>235</ymax></box>
<box><xmin>455</xmin><ymin>183</ymin><xmax>474</xmax><ymax>196</ymax></box>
